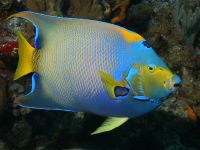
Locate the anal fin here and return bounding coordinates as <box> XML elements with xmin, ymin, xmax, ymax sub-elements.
<box><xmin>15</xmin><ymin>73</ymin><xmax>75</xmax><ymax>112</ymax></box>
<box><xmin>91</xmin><ymin>117</ymin><xmax>128</xmax><ymax>135</ymax></box>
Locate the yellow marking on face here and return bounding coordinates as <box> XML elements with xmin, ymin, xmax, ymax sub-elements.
<box><xmin>127</xmin><ymin>64</ymin><xmax>174</xmax><ymax>99</ymax></box>
<box><xmin>140</xmin><ymin>65</ymin><xmax>173</xmax><ymax>95</ymax></box>
<box><xmin>117</xmin><ymin>28</ymin><xmax>144</xmax><ymax>43</ymax></box>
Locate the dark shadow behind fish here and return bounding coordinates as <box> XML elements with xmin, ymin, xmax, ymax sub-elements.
<box><xmin>0</xmin><ymin>106</ymin><xmax>199</xmax><ymax>150</ymax></box>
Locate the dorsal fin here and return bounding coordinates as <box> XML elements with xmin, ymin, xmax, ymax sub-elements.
<box><xmin>14</xmin><ymin>30</ymin><xmax>35</xmax><ymax>80</ymax></box>
<box><xmin>7</xmin><ymin>11</ymin><xmax>60</xmax><ymax>49</ymax></box>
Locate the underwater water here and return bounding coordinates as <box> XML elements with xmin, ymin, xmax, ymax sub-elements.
<box><xmin>0</xmin><ymin>0</ymin><xmax>200</xmax><ymax>149</ymax></box>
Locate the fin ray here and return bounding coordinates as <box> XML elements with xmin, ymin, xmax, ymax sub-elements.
<box><xmin>14</xmin><ymin>30</ymin><xmax>35</xmax><ymax>80</ymax></box>
<box><xmin>91</xmin><ymin>117</ymin><xmax>128</xmax><ymax>135</ymax></box>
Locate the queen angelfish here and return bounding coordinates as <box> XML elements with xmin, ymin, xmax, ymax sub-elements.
<box><xmin>8</xmin><ymin>11</ymin><xmax>181</xmax><ymax>134</ymax></box>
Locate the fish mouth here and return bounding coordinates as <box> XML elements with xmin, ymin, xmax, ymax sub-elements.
<box><xmin>166</xmin><ymin>75</ymin><xmax>182</xmax><ymax>92</ymax></box>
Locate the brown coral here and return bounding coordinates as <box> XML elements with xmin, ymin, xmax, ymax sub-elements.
<box><xmin>66</xmin><ymin>0</ymin><xmax>104</xmax><ymax>20</ymax></box>
<box><xmin>111</xmin><ymin>0</ymin><xmax>130</xmax><ymax>23</ymax></box>
<box><xmin>24</xmin><ymin>0</ymin><xmax>63</xmax><ymax>16</ymax></box>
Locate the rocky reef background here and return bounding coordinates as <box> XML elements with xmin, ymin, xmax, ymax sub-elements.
<box><xmin>0</xmin><ymin>0</ymin><xmax>200</xmax><ymax>149</ymax></box>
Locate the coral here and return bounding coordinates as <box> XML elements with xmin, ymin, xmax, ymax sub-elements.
<box><xmin>24</xmin><ymin>0</ymin><xmax>63</xmax><ymax>16</ymax></box>
<box><xmin>187</xmin><ymin>104</ymin><xmax>197</xmax><ymax>125</ymax></box>
<box><xmin>0</xmin><ymin>41</ymin><xmax>18</xmax><ymax>56</ymax></box>
<box><xmin>172</xmin><ymin>0</ymin><xmax>200</xmax><ymax>46</ymax></box>
<box><xmin>7</xmin><ymin>120</ymin><xmax>32</xmax><ymax>148</ymax></box>
<box><xmin>111</xmin><ymin>0</ymin><xmax>130</xmax><ymax>23</ymax></box>
<box><xmin>65</xmin><ymin>0</ymin><xmax>104</xmax><ymax>20</ymax></box>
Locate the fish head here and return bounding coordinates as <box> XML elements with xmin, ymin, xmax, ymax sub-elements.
<box><xmin>125</xmin><ymin>64</ymin><xmax>181</xmax><ymax>104</ymax></box>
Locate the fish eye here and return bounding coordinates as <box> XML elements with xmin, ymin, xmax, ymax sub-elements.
<box><xmin>148</xmin><ymin>66</ymin><xmax>154</xmax><ymax>71</ymax></box>
<box><xmin>147</xmin><ymin>64</ymin><xmax>156</xmax><ymax>72</ymax></box>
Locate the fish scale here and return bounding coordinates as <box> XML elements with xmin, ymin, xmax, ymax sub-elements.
<box><xmin>10</xmin><ymin>11</ymin><xmax>179</xmax><ymax>118</ymax></box>
<box><xmin>33</xmin><ymin>20</ymin><xmax>127</xmax><ymax>112</ymax></box>
<box><xmin>8</xmin><ymin>11</ymin><xmax>182</xmax><ymax>134</ymax></box>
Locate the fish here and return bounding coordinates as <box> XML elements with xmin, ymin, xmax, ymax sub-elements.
<box><xmin>8</xmin><ymin>11</ymin><xmax>181</xmax><ymax>134</ymax></box>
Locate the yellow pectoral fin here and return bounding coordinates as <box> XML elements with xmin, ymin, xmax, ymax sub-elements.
<box><xmin>14</xmin><ymin>30</ymin><xmax>35</xmax><ymax>80</ymax></box>
<box><xmin>99</xmin><ymin>71</ymin><xmax>127</xmax><ymax>99</ymax></box>
<box><xmin>91</xmin><ymin>117</ymin><xmax>128</xmax><ymax>135</ymax></box>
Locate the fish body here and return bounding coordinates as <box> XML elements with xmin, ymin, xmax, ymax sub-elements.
<box><xmin>9</xmin><ymin>11</ymin><xmax>181</xmax><ymax>134</ymax></box>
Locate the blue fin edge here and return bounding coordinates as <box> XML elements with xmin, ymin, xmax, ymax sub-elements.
<box><xmin>16</xmin><ymin>73</ymin><xmax>76</xmax><ymax>112</ymax></box>
<box><xmin>13</xmin><ymin>11</ymin><xmax>40</xmax><ymax>49</ymax></box>
<box><xmin>17</xmin><ymin>103</ymin><xmax>77</xmax><ymax>112</ymax></box>
<box><xmin>23</xmin><ymin>73</ymin><xmax>37</xmax><ymax>97</ymax></box>
<box><xmin>134</xmin><ymin>96</ymin><xmax>149</xmax><ymax>101</ymax></box>
<box><xmin>14</xmin><ymin>11</ymin><xmax>146</xmax><ymax>49</ymax></box>
<box><xmin>34</xmin><ymin>24</ymin><xmax>40</xmax><ymax>49</ymax></box>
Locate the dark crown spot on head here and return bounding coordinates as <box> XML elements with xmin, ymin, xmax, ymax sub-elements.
<box><xmin>143</xmin><ymin>41</ymin><xmax>151</xmax><ymax>48</ymax></box>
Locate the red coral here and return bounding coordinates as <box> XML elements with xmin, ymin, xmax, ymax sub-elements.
<box><xmin>0</xmin><ymin>41</ymin><xmax>18</xmax><ymax>56</ymax></box>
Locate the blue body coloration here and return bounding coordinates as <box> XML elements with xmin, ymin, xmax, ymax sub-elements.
<box><xmin>11</xmin><ymin>11</ymin><xmax>180</xmax><ymax>118</ymax></box>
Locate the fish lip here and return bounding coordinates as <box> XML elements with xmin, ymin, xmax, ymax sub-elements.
<box><xmin>166</xmin><ymin>75</ymin><xmax>182</xmax><ymax>92</ymax></box>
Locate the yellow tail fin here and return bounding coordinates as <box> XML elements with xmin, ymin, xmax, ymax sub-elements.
<box><xmin>14</xmin><ymin>31</ymin><xmax>35</xmax><ymax>80</ymax></box>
